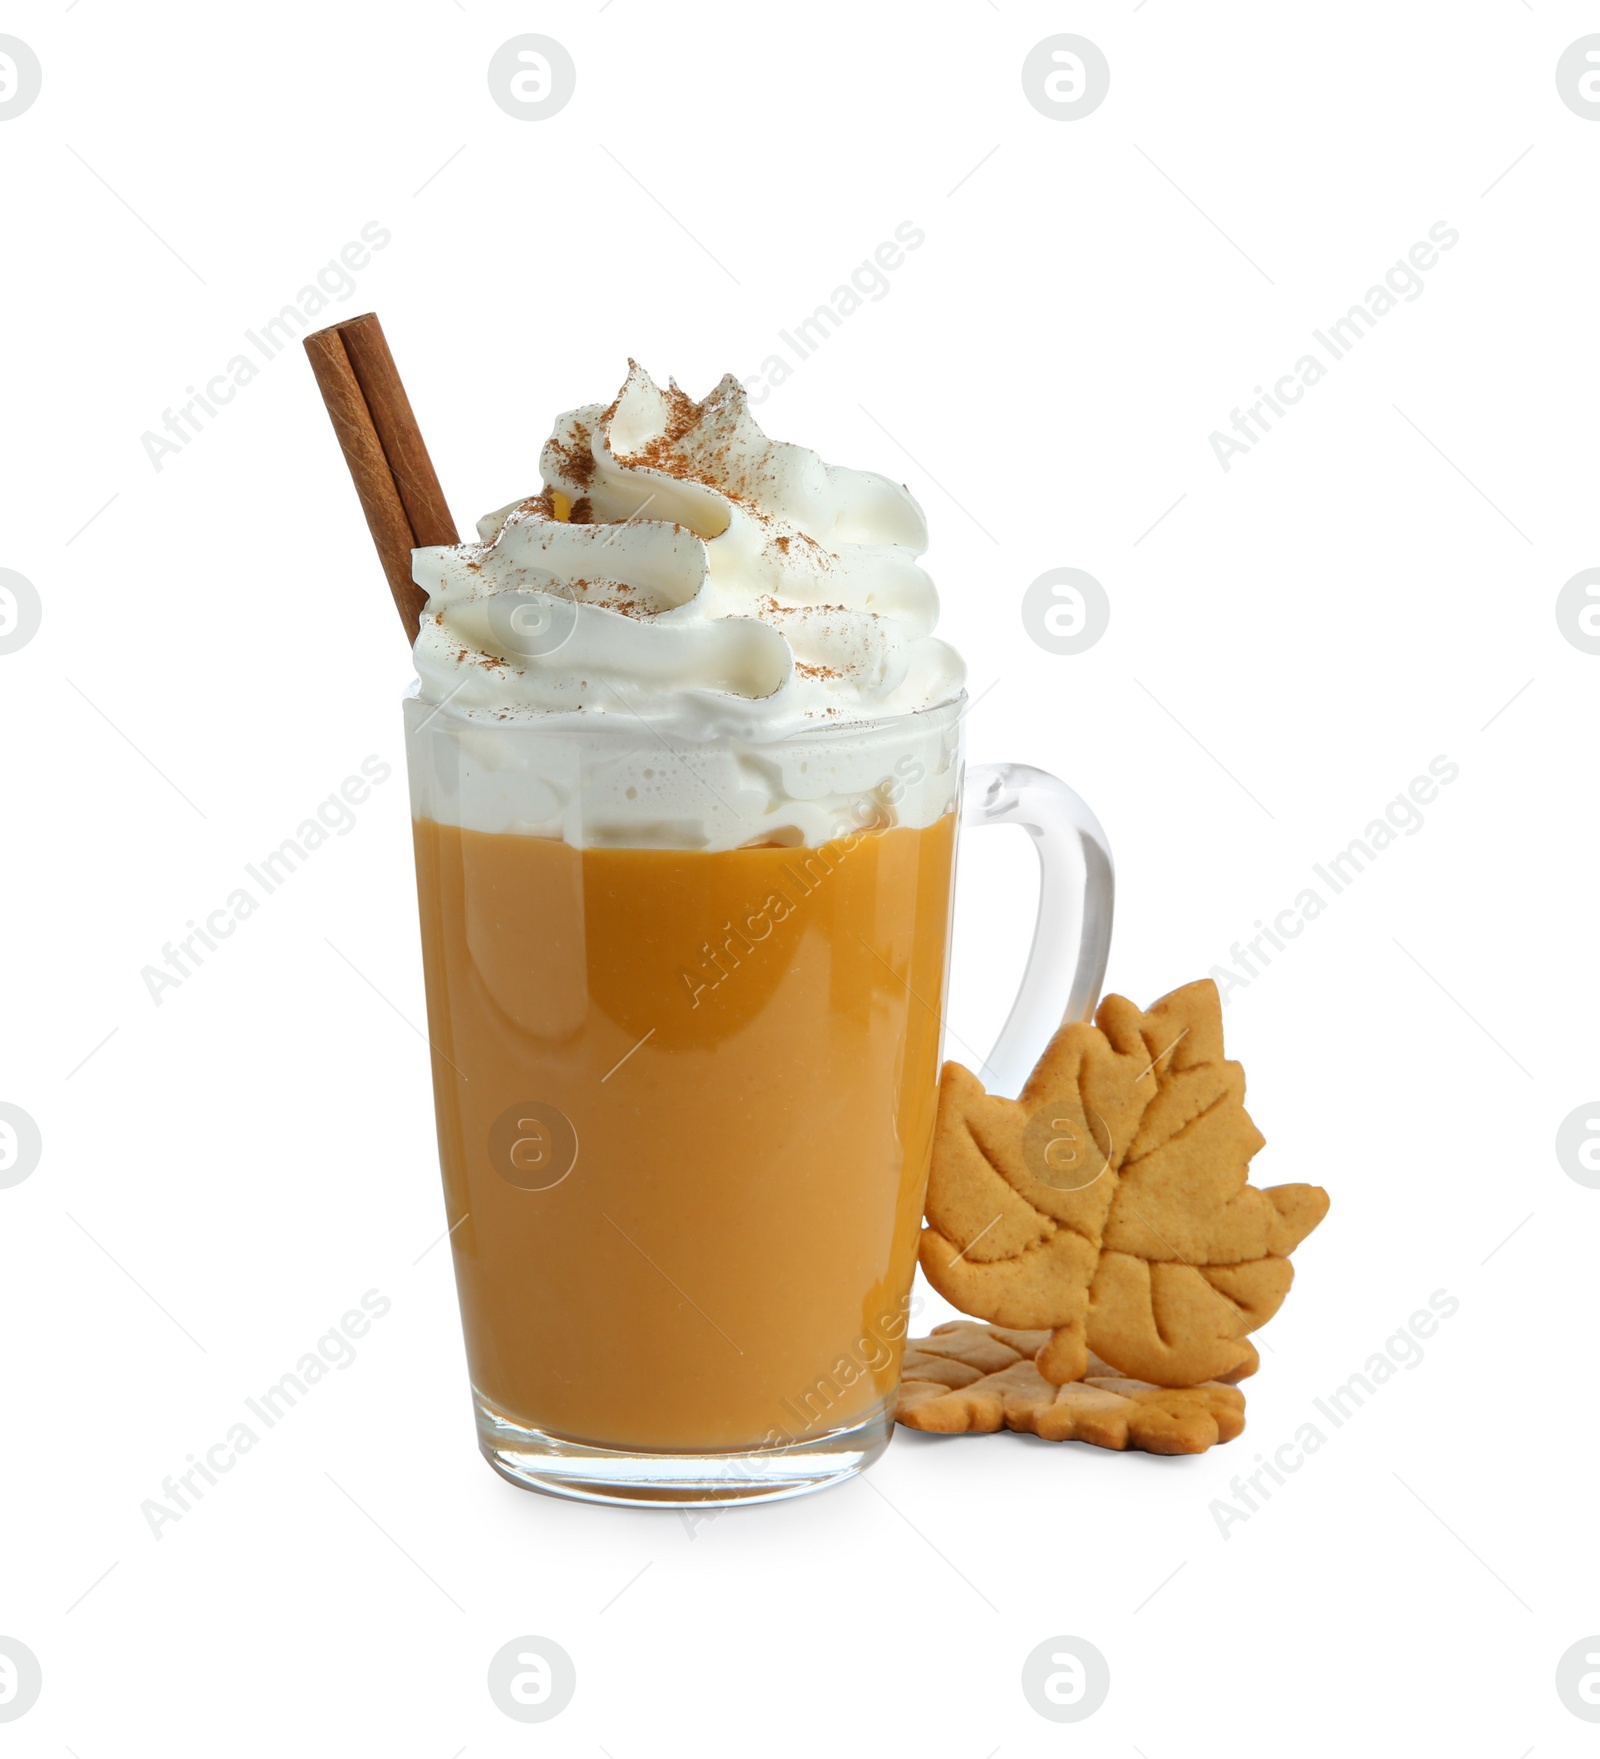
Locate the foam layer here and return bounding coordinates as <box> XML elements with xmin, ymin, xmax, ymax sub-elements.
<box><xmin>404</xmin><ymin>689</ymin><xmax>963</xmax><ymax>851</ymax></box>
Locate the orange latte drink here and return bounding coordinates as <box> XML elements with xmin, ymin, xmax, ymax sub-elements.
<box><xmin>401</xmin><ymin>361</ymin><xmax>973</xmax><ymax>1503</ymax></box>
<box><xmin>411</xmin><ymin>809</ymin><xmax>957</xmax><ymax>1455</ymax></box>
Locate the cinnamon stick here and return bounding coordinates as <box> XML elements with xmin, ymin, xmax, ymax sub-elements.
<box><xmin>337</xmin><ymin>313</ymin><xmax>460</xmax><ymax>550</ymax></box>
<box><xmin>303</xmin><ymin>314</ymin><xmax>456</xmax><ymax>644</ymax></box>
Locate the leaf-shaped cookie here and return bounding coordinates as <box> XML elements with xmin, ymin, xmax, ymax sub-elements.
<box><xmin>896</xmin><ymin>1322</ymin><xmax>1246</xmax><ymax>1454</ymax></box>
<box><xmin>920</xmin><ymin>980</ymin><xmax>1328</xmax><ymax>1388</ymax></box>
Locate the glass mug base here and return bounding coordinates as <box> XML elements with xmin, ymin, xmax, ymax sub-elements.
<box><xmin>473</xmin><ymin>1389</ymin><xmax>894</xmax><ymax>1509</ymax></box>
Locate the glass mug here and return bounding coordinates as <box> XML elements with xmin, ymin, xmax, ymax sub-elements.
<box><xmin>404</xmin><ymin>690</ymin><xmax>1113</xmax><ymax>1506</ymax></box>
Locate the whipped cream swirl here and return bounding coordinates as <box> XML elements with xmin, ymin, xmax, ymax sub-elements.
<box><xmin>410</xmin><ymin>364</ymin><xmax>965</xmax><ymax>738</ymax></box>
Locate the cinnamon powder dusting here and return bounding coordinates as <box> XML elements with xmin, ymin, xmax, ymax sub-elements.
<box><xmin>616</xmin><ymin>382</ymin><xmax>702</xmax><ymax>477</ymax></box>
<box><xmin>543</xmin><ymin>420</ymin><xmax>597</xmax><ymax>491</ymax></box>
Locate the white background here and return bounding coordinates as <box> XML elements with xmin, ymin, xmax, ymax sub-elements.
<box><xmin>2</xmin><ymin>2</ymin><xmax>1596</xmax><ymax>1752</ymax></box>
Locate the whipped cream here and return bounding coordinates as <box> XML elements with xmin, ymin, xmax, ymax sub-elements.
<box><xmin>410</xmin><ymin>363</ymin><xmax>965</xmax><ymax>739</ymax></box>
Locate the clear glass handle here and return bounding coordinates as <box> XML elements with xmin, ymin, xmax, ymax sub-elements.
<box><xmin>960</xmin><ymin>763</ymin><xmax>1115</xmax><ymax>1098</ymax></box>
